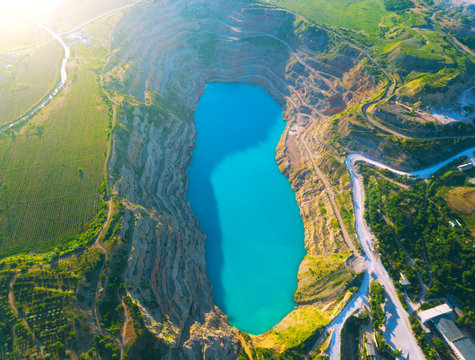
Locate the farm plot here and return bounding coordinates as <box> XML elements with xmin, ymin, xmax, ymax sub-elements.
<box><xmin>0</xmin><ymin>272</ymin><xmax>37</xmax><ymax>359</ymax></box>
<box><xmin>0</xmin><ymin>47</ymin><xmax>109</xmax><ymax>257</ymax></box>
<box><xmin>0</xmin><ymin>22</ymin><xmax>63</xmax><ymax>127</ymax></box>
<box><xmin>13</xmin><ymin>271</ymin><xmax>78</xmax><ymax>356</ymax></box>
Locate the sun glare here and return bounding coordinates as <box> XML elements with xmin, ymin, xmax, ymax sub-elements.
<box><xmin>0</xmin><ymin>0</ymin><xmax>38</xmax><ymax>14</ymax></box>
<box><xmin>0</xmin><ymin>0</ymin><xmax>61</xmax><ymax>21</ymax></box>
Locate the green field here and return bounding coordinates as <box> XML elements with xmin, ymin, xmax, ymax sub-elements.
<box><xmin>444</xmin><ymin>186</ymin><xmax>475</xmax><ymax>236</ymax></box>
<box><xmin>295</xmin><ymin>253</ymin><xmax>353</xmax><ymax>303</ymax></box>
<box><xmin>262</xmin><ymin>0</ymin><xmax>391</xmax><ymax>35</ymax></box>
<box><xmin>0</xmin><ymin>19</ymin><xmax>49</xmax><ymax>52</ymax></box>
<box><xmin>0</xmin><ymin>40</ymin><xmax>62</xmax><ymax>127</ymax></box>
<box><xmin>52</xmin><ymin>0</ymin><xmax>140</xmax><ymax>32</ymax></box>
<box><xmin>0</xmin><ymin>48</ymin><xmax>109</xmax><ymax>257</ymax></box>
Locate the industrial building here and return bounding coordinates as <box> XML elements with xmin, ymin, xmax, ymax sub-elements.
<box><xmin>418</xmin><ymin>304</ymin><xmax>475</xmax><ymax>360</ymax></box>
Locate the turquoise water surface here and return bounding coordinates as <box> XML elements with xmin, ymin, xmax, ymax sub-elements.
<box><xmin>187</xmin><ymin>82</ymin><xmax>305</xmax><ymax>335</ymax></box>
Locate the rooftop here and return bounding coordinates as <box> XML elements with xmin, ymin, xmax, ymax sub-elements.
<box><xmin>452</xmin><ymin>337</ymin><xmax>475</xmax><ymax>360</ymax></box>
<box><xmin>419</xmin><ymin>304</ymin><xmax>453</xmax><ymax>323</ymax></box>
<box><xmin>365</xmin><ymin>342</ymin><xmax>376</xmax><ymax>356</ymax></box>
<box><xmin>457</xmin><ymin>163</ymin><xmax>474</xmax><ymax>171</ymax></box>
<box><xmin>434</xmin><ymin>317</ymin><xmax>465</xmax><ymax>342</ymax></box>
<box><xmin>434</xmin><ymin>317</ymin><xmax>475</xmax><ymax>360</ymax></box>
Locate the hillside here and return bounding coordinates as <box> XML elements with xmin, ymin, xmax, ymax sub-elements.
<box><xmin>0</xmin><ymin>0</ymin><xmax>473</xmax><ymax>359</ymax></box>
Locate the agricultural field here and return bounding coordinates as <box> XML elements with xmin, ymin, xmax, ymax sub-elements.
<box><xmin>0</xmin><ymin>39</ymin><xmax>62</xmax><ymax>127</ymax></box>
<box><xmin>262</xmin><ymin>0</ymin><xmax>392</xmax><ymax>35</ymax></box>
<box><xmin>443</xmin><ymin>185</ymin><xmax>475</xmax><ymax>236</ymax></box>
<box><xmin>0</xmin><ymin>43</ymin><xmax>110</xmax><ymax>257</ymax></box>
<box><xmin>0</xmin><ymin>246</ymin><xmax>106</xmax><ymax>359</ymax></box>
<box><xmin>53</xmin><ymin>0</ymin><xmax>140</xmax><ymax>31</ymax></box>
<box><xmin>0</xmin><ymin>271</ymin><xmax>37</xmax><ymax>359</ymax></box>
<box><xmin>0</xmin><ymin>18</ymin><xmax>49</xmax><ymax>53</ymax></box>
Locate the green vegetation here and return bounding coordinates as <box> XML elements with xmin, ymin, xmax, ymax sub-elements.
<box><xmin>98</xmin><ymin>204</ymin><xmax>130</xmax><ymax>334</ymax></box>
<box><xmin>250</xmin><ymin>315</ymin><xmax>328</xmax><ymax>360</ymax></box>
<box><xmin>362</xmin><ymin>164</ymin><xmax>475</xmax><ymax>328</ymax></box>
<box><xmin>369</xmin><ymin>281</ymin><xmax>385</xmax><ymax>329</ymax></box>
<box><xmin>409</xmin><ymin>315</ymin><xmax>436</xmax><ymax>359</ymax></box>
<box><xmin>0</xmin><ymin>47</ymin><xmax>110</xmax><ymax>257</ymax></box>
<box><xmin>374</xmin><ymin>332</ymin><xmax>397</xmax><ymax>359</ymax></box>
<box><xmin>341</xmin><ymin>312</ymin><xmax>369</xmax><ymax>360</ymax></box>
<box><xmin>266</xmin><ymin>306</ymin><xmax>330</xmax><ymax>350</ymax></box>
<box><xmin>13</xmin><ymin>270</ymin><xmax>81</xmax><ymax>357</ymax></box>
<box><xmin>295</xmin><ymin>253</ymin><xmax>354</xmax><ymax>303</ymax></box>
<box><xmin>0</xmin><ymin>40</ymin><xmax>63</xmax><ymax>127</ymax></box>
<box><xmin>263</xmin><ymin>0</ymin><xmax>392</xmax><ymax>35</ymax></box>
<box><xmin>383</xmin><ymin>0</ymin><xmax>413</xmax><ymax>11</ymax></box>
<box><xmin>268</xmin><ymin>0</ymin><xmax>473</xmax><ymax>104</ymax></box>
<box><xmin>0</xmin><ymin>272</ymin><xmax>37</xmax><ymax>358</ymax></box>
<box><xmin>0</xmin><ymin>245</ymin><xmax>105</xmax><ymax>359</ymax></box>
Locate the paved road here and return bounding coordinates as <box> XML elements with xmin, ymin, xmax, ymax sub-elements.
<box><xmin>350</xmin><ymin>146</ymin><xmax>475</xmax><ymax>178</ymax></box>
<box><xmin>346</xmin><ymin>155</ymin><xmax>425</xmax><ymax>360</ymax></box>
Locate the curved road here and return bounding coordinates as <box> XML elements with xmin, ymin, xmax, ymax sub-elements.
<box><xmin>344</xmin><ymin>154</ymin><xmax>425</xmax><ymax>360</ymax></box>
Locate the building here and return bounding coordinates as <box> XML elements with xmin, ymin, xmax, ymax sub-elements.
<box><xmin>365</xmin><ymin>333</ymin><xmax>376</xmax><ymax>359</ymax></box>
<box><xmin>418</xmin><ymin>303</ymin><xmax>453</xmax><ymax>324</ymax></box>
<box><xmin>418</xmin><ymin>304</ymin><xmax>475</xmax><ymax>360</ymax></box>
<box><xmin>399</xmin><ymin>272</ymin><xmax>411</xmax><ymax>286</ymax></box>
<box><xmin>433</xmin><ymin>317</ymin><xmax>475</xmax><ymax>360</ymax></box>
<box><xmin>457</xmin><ymin>163</ymin><xmax>473</xmax><ymax>172</ymax></box>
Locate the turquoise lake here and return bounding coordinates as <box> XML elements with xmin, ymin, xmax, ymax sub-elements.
<box><xmin>187</xmin><ymin>82</ymin><xmax>305</xmax><ymax>335</ymax></box>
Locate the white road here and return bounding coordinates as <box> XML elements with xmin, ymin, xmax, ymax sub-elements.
<box><xmin>342</xmin><ymin>155</ymin><xmax>425</xmax><ymax>360</ymax></box>
<box><xmin>349</xmin><ymin>146</ymin><xmax>475</xmax><ymax>178</ymax></box>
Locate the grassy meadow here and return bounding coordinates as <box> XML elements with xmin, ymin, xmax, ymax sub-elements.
<box><xmin>0</xmin><ymin>40</ymin><xmax>63</xmax><ymax>127</ymax></box>
<box><xmin>444</xmin><ymin>186</ymin><xmax>475</xmax><ymax>236</ymax></box>
<box><xmin>262</xmin><ymin>0</ymin><xmax>391</xmax><ymax>35</ymax></box>
<box><xmin>0</xmin><ymin>45</ymin><xmax>109</xmax><ymax>257</ymax></box>
<box><xmin>0</xmin><ymin>18</ymin><xmax>49</xmax><ymax>53</ymax></box>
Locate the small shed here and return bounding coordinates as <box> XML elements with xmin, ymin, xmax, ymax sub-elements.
<box><xmin>400</xmin><ymin>272</ymin><xmax>411</xmax><ymax>286</ymax></box>
<box><xmin>365</xmin><ymin>333</ymin><xmax>376</xmax><ymax>358</ymax></box>
<box><xmin>457</xmin><ymin>163</ymin><xmax>473</xmax><ymax>172</ymax></box>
